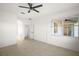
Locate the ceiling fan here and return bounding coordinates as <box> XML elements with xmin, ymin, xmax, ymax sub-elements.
<box><xmin>19</xmin><ymin>3</ymin><xmax>43</xmax><ymax>13</ymax></box>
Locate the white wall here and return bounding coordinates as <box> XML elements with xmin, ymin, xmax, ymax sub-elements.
<box><xmin>0</xmin><ymin>11</ymin><xmax>17</xmax><ymax>48</ymax></box>
<box><xmin>17</xmin><ymin>20</ymin><xmax>25</xmax><ymax>40</ymax></box>
<box><xmin>33</xmin><ymin>16</ymin><xmax>51</xmax><ymax>42</ymax></box>
<box><xmin>33</xmin><ymin>8</ymin><xmax>79</xmax><ymax>52</ymax></box>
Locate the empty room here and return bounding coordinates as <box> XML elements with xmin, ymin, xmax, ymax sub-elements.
<box><xmin>0</xmin><ymin>3</ymin><xmax>79</xmax><ymax>56</ymax></box>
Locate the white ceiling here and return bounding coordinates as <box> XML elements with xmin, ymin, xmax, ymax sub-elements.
<box><xmin>0</xmin><ymin>3</ymin><xmax>79</xmax><ymax>19</ymax></box>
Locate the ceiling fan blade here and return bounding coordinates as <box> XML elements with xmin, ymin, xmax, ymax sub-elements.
<box><xmin>33</xmin><ymin>4</ymin><xmax>43</xmax><ymax>8</ymax></box>
<box><xmin>28</xmin><ymin>3</ymin><xmax>32</xmax><ymax>7</ymax></box>
<box><xmin>33</xmin><ymin>8</ymin><xmax>39</xmax><ymax>13</ymax></box>
<box><xmin>19</xmin><ymin>6</ymin><xmax>29</xmax><ymax>9</ymax></box>
<box><xmin>28</xmin><ymin>10</ymin><xmax>30</xmax><ymax>13</ymax></box>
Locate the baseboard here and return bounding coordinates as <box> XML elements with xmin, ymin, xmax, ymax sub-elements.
<box><xmin>0</xmin><ymin>42</ymin><xmax>16</xmax><ymax>48</ymax></box>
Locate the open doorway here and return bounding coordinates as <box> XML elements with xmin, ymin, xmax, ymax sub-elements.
<box><xmin>17</xmin><ymin>18</ymin><xmax>34</xmax><ymax>41</ymax></box>
<box><xmin>24</xmin><ymin>24</ymin><xmax>34</xmax><ymax>40</ymax></box>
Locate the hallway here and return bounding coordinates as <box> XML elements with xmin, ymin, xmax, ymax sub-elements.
<box><xmin>0</xmin><ymin>39</ymin><xmax>79</xmax><ymax>56</ymax></box>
